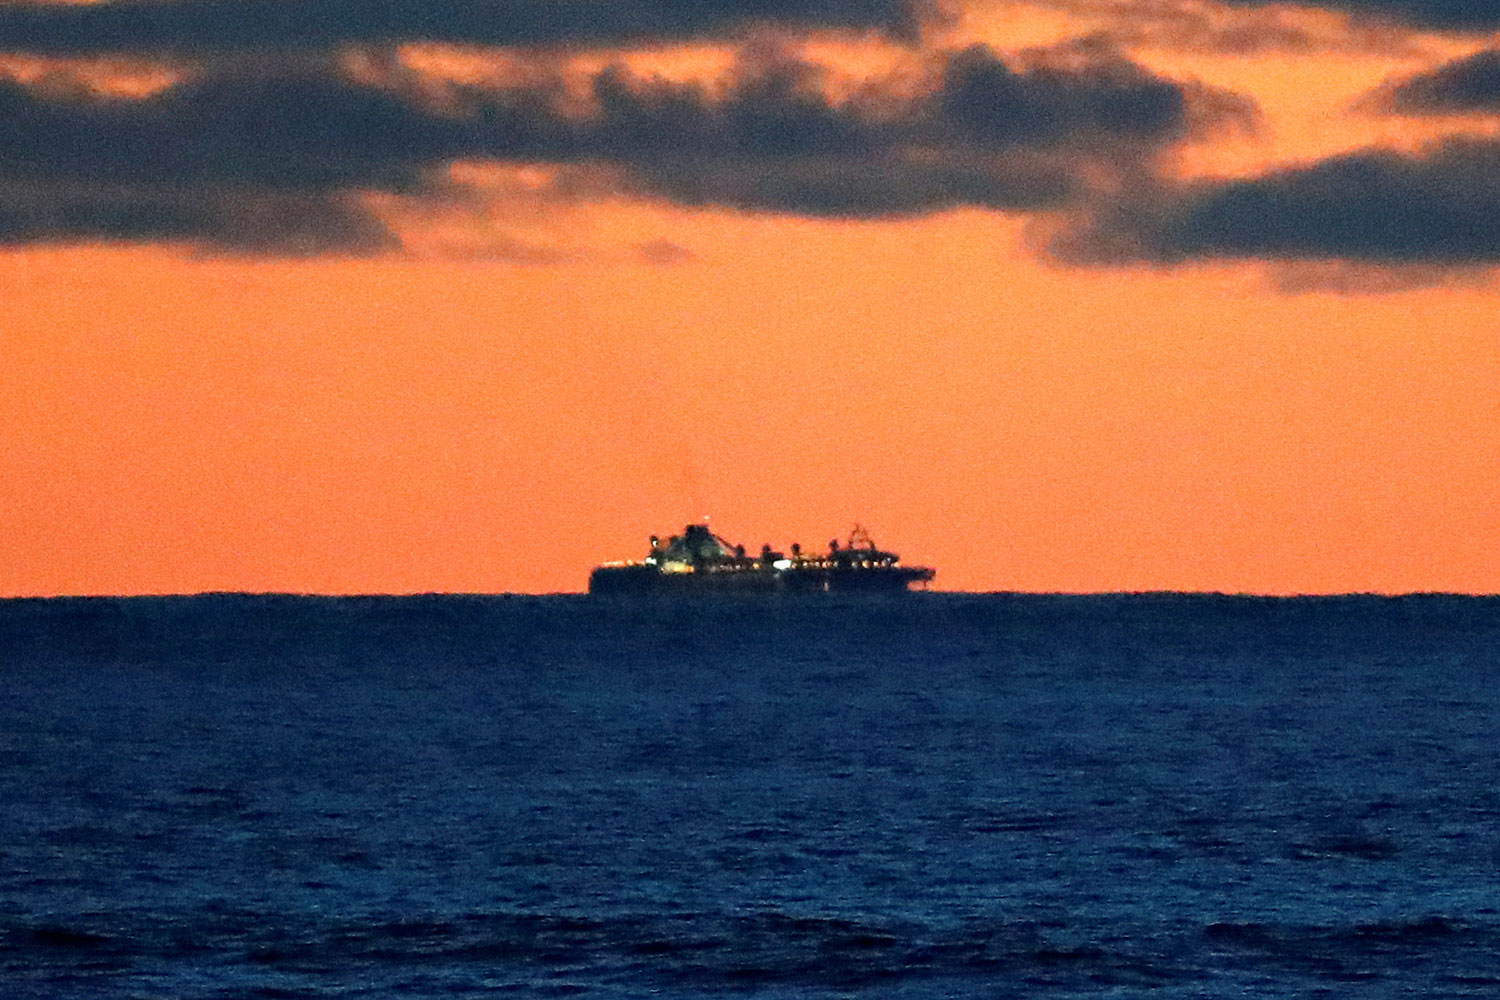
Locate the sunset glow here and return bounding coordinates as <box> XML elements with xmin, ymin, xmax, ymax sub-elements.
<box><xmin>3</xmin><ymin>0</ymin><xmax>1499</xmax><ymax>595</ymax></box>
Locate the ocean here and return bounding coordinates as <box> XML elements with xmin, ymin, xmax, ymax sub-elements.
<box><xmin>2</xmin><ymin>593</ymin><xmax>1499</xmax><ymax>998</ymax></box>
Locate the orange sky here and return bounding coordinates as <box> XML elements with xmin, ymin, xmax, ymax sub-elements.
<box><xmin>2</xmin><ymin>1</ymin><xmax>1499</xmax><ymax>595</ymax></box>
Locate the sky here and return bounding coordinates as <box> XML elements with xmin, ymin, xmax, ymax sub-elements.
<box><xmin>2</xmin><ymin>0</ymin><xmax>1499</xmax><ymax>596</ymax></box>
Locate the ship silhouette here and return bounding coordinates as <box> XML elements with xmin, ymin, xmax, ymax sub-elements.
<box><xmin>589</xmin><ymin>524</ymin><xmax>934</xmax><ymax>594</ymax></box>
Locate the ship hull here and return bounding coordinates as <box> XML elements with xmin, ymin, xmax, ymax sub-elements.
<box><xmin>588</xmin><ymin>564</ymin><xmax>933</xmax><ymax>595</ymax></box>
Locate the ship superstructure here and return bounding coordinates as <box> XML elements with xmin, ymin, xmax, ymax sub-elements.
<box><xmin>588</xmin><ymin>524</ymin><xmax>934</xmax><ymax>594</ymax></box>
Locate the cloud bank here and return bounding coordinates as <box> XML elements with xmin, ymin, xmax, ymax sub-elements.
<box><xmin>0</xmin><ymin>0</ymin><xmax>933</xmax><ymax>56</ymax></box>
<box><xmin>1378</xmin><ymin>49</ymin><xmax>1500</xmax><ymax>113</ymax></box>
<box><xmin>1054</xmin><ymin>138</ymin><xmax>1500</xmax><ymax>268</ymax></box>
<box><xmin>0</xmin><ymin>0</ymin><xmax>1493</xmax><ymax>282</ymax></box>
<box><xmin>1044</xmin><ymin>38</ymin><xmax>1500</xmax><ymax>279</ymax></box>
<box><xmin>0</xmin><ymin>46</ymin><xmax>1247</xmax><ymax>253</ymax></box>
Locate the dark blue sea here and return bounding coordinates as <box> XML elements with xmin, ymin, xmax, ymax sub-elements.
<box><xmin>3</xmin><ymin>593</ymin><xmax>1500</xmax><ymax>998</ymax></box>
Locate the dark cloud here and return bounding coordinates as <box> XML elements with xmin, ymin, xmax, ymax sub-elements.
<box><xmin>0</xmin><ymin>0</ymin><xmax>931</xmax><ymax>56</ymax></box>
<box><xmin>1222</xmin><ymin>1</ymin><xmax>1500</xmax><ymax>29</ymax></box>
<box><xmin>546</xmin><ymin>47</ymin><xmax>1248</xmax><ymax>216</ymax></box>
<box><xmin>0</xmin><ymin>46</ymin><xmax>1245</xmax><ymax>252</ymax></box>
<box><xmin>938</xmin><ymin>44</ymin><xmax>1195</xmax><ymax>147</ymax></box>
<box><xmin>0</xmin><ymin>180</ymin><xmax>397</xmax><ymax>254</ymax></box>
<box><xmin>0</xmin><ymin>70</ymin><xmax>417</xmax><ymax>252</ymax></box>
<box><xmin>1377</xmin><ymin>49</ymin><xmax>1500</xmax><ymax>113</ymax></box>
<box><xmin>1053</xmin><ymin>139</ymin><xmax>1500</xmax><ymax>266</ymax></box>
<box><xmin>0</xmin><ymin>72</ymin><xmax>454</xmax><ymax>191</ymax></box>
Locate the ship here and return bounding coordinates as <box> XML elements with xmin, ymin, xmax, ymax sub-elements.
<box><xmin>588</xmin><ymin>523</ymin><xmax>935</xmax><ymax>594</ymax></box>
